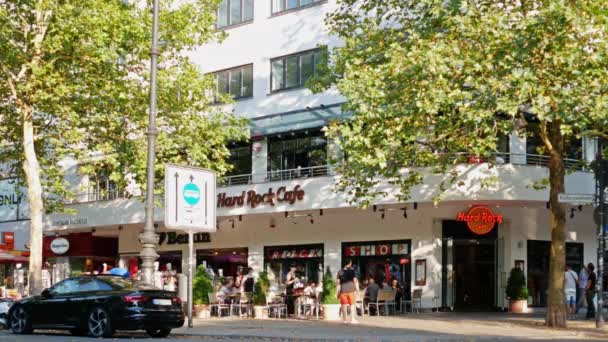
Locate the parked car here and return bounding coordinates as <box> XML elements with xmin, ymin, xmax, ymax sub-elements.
<box><xmin>8</xmin><ymin>275</ymin><xmax>184</xmax><ymax>338</ymax></box>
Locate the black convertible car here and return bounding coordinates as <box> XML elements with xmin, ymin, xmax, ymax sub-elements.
<box><xmin>8</xmin><ymin>275</ymin><xmax>184</xmax><ymax>338</ymax></box>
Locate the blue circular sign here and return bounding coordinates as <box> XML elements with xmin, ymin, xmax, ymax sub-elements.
<box><xmin>182</xmin><ymin>183</ymin><xmax>201</xmax><ymax>206</ymax></box>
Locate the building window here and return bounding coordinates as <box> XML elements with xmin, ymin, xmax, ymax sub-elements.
<box><xmin>267</xmin><ymin>129</ymin><xmax>327</xmax><ymax>179</ymax></box>
<box><xmin>227</xmin><ymin>143</ymin><xmax>252</xmax><ymax>176</ymax></box>
<box><xmin>270</xmin><ymin>49</ymin><xmax>324</xmax><ymax>92</ymax></box>
<box><xmin>214</xmin><ymin>64</ymin><xmax>253</xmax><ymax>101</ymax></box>
<box><xmin>271</xmin><ymin>0</ymin><xmax>324</xmax><ymax>15</ymax></box>
<box><xmin>217</xmin><ymin>0</ymin><xmax>253</xmax><ymax>29</ymax></box>
<box><xmin>526</xmin><ymin>124</ymin><xmax>582</xmax><ymax>160</ymax></box>
<box><xmin>88</xmin><ymin>170</ymin><xmax>121</xmax><ymax>202</ymax></box>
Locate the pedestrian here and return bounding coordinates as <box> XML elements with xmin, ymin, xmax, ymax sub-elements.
<box><xmin>337</xmin><ymin>259</ymin><xmax>360</xmax><ymax>324</ymax></box>
<box><xmin>585</xmin><ymin>263</ymin><xmax>597</xmax><ymax>319</ymax></box>
<box><xmin>564</xmin><ymin>265</ymin><xmax>578</xmax><ymax>319</ymax></box>
<box><xmin>576</xmin><ymin>264</ymin><xmax>588</xmax><ymax>314</ymax></box>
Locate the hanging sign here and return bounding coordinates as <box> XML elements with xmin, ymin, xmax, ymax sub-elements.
<box><xmin>456</xmin><ymin>206</ymin><xmax>503</xmax><ymax>235</ymax></box>
<box><xmin>50</xmin><ymin>237</ymin><xmax>70</xmax><ymax>255</ymax></box>
<box><xmin>344</xmin><ymin>243</ymin><xmax>409</xmax><ymax>257</ymax></box>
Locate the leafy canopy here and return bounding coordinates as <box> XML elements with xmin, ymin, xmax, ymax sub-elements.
<box><xmin>314</xmin><ymin>0</ymin><xmax>608</xmax><ymax>206</ymax></box>
<box><xmin>0</xmin><ymin>0</ymin><xmax>247</xmax><ymax>208</ymax></box>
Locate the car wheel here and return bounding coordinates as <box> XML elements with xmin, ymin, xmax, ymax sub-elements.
<box><xmin>146</xmin><ymin>328</ymin><xmax>171</xmax><ymax>338</ymax></box>
<box><xmin>87</xmin><ymin>307</ymin><xmax>112</xmax><ymax>338</ymax></box>
<box><xmin>10</xmin><ymin>306</ymin><xmax>32</xmax><ymax>334</ymax></box>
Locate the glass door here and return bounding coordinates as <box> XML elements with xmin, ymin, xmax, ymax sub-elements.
<box><xmin>442</xmin><ymin>237</ymin><xmax>455</xmax><ymax>310</ymax></box>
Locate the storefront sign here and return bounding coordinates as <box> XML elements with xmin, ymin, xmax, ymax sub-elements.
<box><xmin>217</xmin><ymin>185</ymin><xmax>305</xmax><ymax>209</ymax></box>
<box><xmin>267</xmin><ymin>247</ymin><xmax>322</xmax><ymax>259</ymax></box>
<box><xmin>344</xmin><ymin>243</ymin><xmax>409</xmax><ymax>257</ymax></box>
<box><xmin>0</xmin><ymin>232</ymin><xmax>15</xmax><ymax>251</ymax></box>
<box><xmin>50</xmin><ymin>237</ymin><xmax>70</xmax><ymax>255</ymax></box>
<box><xmin>0</xmin><ymin>178</ymin><xmax>29</xmax><ymax>222</ymax></box>
<box><xmin>158</xmin><ymin>231</ymin><xmax>211</xmax><ymax>245</ymax></box>
<box><xmin>51</xmin><ymin>217</ymin><xmax>88</xmax><ymax>227</ymax></box>
<box><xmin>456</xmin><ymin>206</ymin><xmax>503</xmax><ymax>235</ymax></box>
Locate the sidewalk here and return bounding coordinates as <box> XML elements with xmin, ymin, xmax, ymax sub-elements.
<box><xmin>173</xmin><ymin>312</ymin><xmax>608</xmax><ymax>341</ymax></box>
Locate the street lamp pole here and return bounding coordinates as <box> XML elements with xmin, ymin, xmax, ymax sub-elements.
<box><xmin>596</xmin><ymin>138</ymin><xmax>605</xmax><ymax>328</ymax></box>
<box><xmin>139</xmin><ymin>0</ymin><xmax>161</xmax><ymax>285</ymax></box>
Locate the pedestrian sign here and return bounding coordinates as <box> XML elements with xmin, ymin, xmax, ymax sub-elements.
<box><xmin>164</xmin><ymin>164</ymin><xmax>216</xmax><ymax>232</ymax></box>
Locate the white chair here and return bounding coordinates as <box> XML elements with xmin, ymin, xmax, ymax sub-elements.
<box><xmin>208</xmin><ymin>292</ymin><xmax>230</xmax><ymax>317</ymax></box>
<box><xmin>230</xmin><ymin>292</ymin><xmax>253</xmax><ymax>317</ymax></box>
<box><xmin>266</xmin><ymin>293</ymin><xmax>287</xmax><ymax>318</ymax></box>
<box><xmin>355</xmin><ymin>291</ymin><xmax>367</xmax><ymax>316</ymax></box>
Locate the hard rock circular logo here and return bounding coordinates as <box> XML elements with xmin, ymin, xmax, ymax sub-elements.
<box><xmin>456</xmin><ymin>206</ymin><xmax>503</xmax><ymax>235</ymax></box>
<box><xmin>182</xmin><ymin>183</ymin><xmax>201</xmax><ymax>206</ymax></box>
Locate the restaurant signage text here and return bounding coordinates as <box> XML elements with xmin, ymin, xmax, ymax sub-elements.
<box><xmin>344</xmin><ymin>243</ymin><xmax>409</xmax><ymax>257</ymax></box>
<box><xmin>158</xmin><ymin>231</ymin><xmax>211</xmax><ymax>246</ymax></box>
<box><xmin>267</xmin><ymin>247</ymin><xmax>323</xmax><ymax>259</ymax></box>
<box><xmin>217</xmin><ymin>185</ymin><xmax>305</xmax><ymax>209</ymax></box>
<box><xmin>50</xmin><ymin>237</ymin><xmax>70</xmax><ymax>255</ymax></box>
<box><xmin>456</xmin><ymin>206</ymin><xmax>503</xmax><ymax>235</ymax></box>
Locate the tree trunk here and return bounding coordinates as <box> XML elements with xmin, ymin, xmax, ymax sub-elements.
<box><xmin>22</xmin><ymin>108</ymin><xmax>44</xmax><ymax>296</ymax></box>
<box><xmin>543</xmin><ymin>121</ymin><xmax>567</xmax><ymax>328</ymax></box>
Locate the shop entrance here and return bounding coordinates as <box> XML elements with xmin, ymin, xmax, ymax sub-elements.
<box><xmin>442</xmin><ymin>220</ymin><xmax>498</xmax><ymax>311</ymax></box>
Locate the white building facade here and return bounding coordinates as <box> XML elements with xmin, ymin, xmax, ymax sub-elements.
<box><xmin>0</xmin><ymin>0</ymin><xmax>600</xmax><ymax>310</ymax></box>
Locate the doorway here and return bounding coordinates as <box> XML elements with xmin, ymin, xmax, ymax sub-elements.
<box><xmin>442</xmin><ymin>220</ymin><xmax>498</xmax><ymax>311</ymax></box>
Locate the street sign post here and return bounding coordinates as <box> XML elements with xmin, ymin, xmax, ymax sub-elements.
<box><xmin>558</xmin><ymin>193</ymin><xmax>595</xmax><ymax>205</ymax></box>
<box><xmin>164</xmin><ymin>164</ymin><xmax>216</xmax><ymax>329</ymax></box>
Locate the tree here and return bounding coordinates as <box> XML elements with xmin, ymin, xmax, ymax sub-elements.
<box><xmin>0</xmin><ymin>0</ymin><xmax>247</xmax><ymax>295</ymax></box>
<box><xmin>315</xmin><ymin>0</ymin><xmax>608</xmax><ymax>327</ymax></box>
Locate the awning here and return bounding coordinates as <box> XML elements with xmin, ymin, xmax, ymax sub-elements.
<box><xmin>250</xmin><ymin>102</ymin><xmax>350</xmax><ymax>136</ymax></box>
<box><xmin>0</xmin><ymin>250</ymin><xmax>29</xmax><ymax>264</ymax></box>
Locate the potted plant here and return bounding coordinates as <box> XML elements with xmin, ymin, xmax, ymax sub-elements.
<box><xmin>321</xmin><ymin>267</ymin><xmax>341</xmax><ymax>321</ymax></box>
<box><xmin>253</xmin><ymin>271</ymin><xmax>269</xmax><ymax>319</ymax></box>
<box><xmin>192</xmin><ymin>265</ymin><xmax>213</xmax><ymax>318</ymax></box>
<box><xmin>506</xmin><ymin>267</ymin><xmax>528</xmax><ymax>313</ymax></box>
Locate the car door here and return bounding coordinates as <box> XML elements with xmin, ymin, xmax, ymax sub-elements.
<box><xmin>66</xmin><ymin>278</ymin><xmax>111</xmax><ymax>326</ymax></box>
<box><xmin>31</xmin><ymin>278</ymin><xmax>79</xmax><ymax>327</ymax></box>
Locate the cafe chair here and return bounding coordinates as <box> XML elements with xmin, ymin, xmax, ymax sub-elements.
<box><xmin>231</xmin><ymin>292</ymin><xmax>253</xmax><ymax>318</ymax></box>
<box><xmin>208</xmin><ymin>292</ymin><xmax>230</xmax><ymax>318</ymax></box>
<box><xmin>297</xmin><ymin>292</ymin><xmax>321</xmax><ymax>319</ymax></box>
<box><xmin>266</xmin><ymin>293</ymin><xmax>287</xmax><ymax>319</ymax></box>
<box><xmin>355</xmin><ymin>291</ymin><xmax>367</xmax><ymax>316</ymax></box>
<box><xmin>368</xmin><ymin>290</ymin><xmax>396</xmax><ymax>316</ymax></box>
<box><xmin>402</xmin><ymin>289</ymin><xmax>423</xmax><ymax>314</ymax></box>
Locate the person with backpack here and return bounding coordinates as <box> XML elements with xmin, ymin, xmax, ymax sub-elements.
<box><xmin>337</xmin><ymin>259</ymin><xmax>360</xmax><ymax>324</ymax></box>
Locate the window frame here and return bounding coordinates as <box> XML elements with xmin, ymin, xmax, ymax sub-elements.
<box><xmin>217</xmin><ymin>0</ymin><xmax>254</xmax><ymax>30</ymax></box>
<box><xmin>269</xmin><ymin>49</ymin><xmax>323</xmax><ymax>93</ymax></box>
<box><xmin>270</xmin><ymin>0</ymin><xmax>326</xmax><ymax>16</ymax></box>
<box><xmin>212</xmin><ymin>63</ymin><xmax>254</xmax><ymax>102</ymax></box>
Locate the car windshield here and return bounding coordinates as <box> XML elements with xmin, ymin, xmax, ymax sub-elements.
<box><xmin>97</xmin><ymin>276</ymin><xmax>158</xmax><ymax>290</ymax></box>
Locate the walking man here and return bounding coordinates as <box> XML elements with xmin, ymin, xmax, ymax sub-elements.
<box><xmin>585</xmin><ymin>263</ymin><xmax>597</xmax><ymax>319</ymax></box>
<box><xmin>337</xmin><ymin>259</ymin><xmax>359</xmax><ymax>324</ymax></box>
<box><xmin>576</xmin><ymin>264</ymin><xmax>588</xmax><ymax>314</ymax></box>
<box><xmin>564</xmin><ymin>265</ymin><xmax>578</xmax><ymax>319</ymax></box>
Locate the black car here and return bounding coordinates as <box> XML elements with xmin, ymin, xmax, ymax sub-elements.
<box><xmin>8</xmin><ymin>275</ymin><xmax>184</xmax><ymax>338</ymax></box>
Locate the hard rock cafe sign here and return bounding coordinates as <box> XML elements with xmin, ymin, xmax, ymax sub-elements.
<box><xmin>217</xmin><ymin>185</ymin><xmax>305</xmax><ymax>209</ymax></box>
<box><xmin>456</xmin><ymin>206</ymin><xmax>503</xmax><ymax>235</ymax></box>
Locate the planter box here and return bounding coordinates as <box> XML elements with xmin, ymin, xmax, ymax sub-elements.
<box><xmin>194</xmin><ymin>304</ymin><xmax>211</xmax><ymax>319</ymax></box>
<box><xmin>254</xmin><ymin>305</ymin><xmax>268</xmax><ymax>319</ymax></box>
<box><xmin>322</xmin><ymin>304</ymin><xmax>341</xmax><ymax>321</ymax></box>
<box><xmin>509</xmin><ymin>300</ymin><xmax>528</xmax><ymax>313</ymax></box>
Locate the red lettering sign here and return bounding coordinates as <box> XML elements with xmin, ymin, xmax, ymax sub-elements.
<box><xmin>267</xmin><ymin>248</ymin><xmax>323</xmax><ymax>259</ymax></box>
<box><xmin>456</xmin><ymin>206</ymin><xmax>502</xmax><ymax>235</ymax></box>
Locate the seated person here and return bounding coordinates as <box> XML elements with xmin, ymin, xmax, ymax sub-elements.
<box><xmin>391</xmin><ymin>278</ymin><xmax>404</xmax><ymax>311</ymax></box>
<box><xmin>365</xmin><ymin>277</ymin><xmax>380</xmax><ymax>314</ymax></box>
<box><xmin>216</xmin><ymin>278</ymin><xmax>234</xmax><ymax>304</ymax></box>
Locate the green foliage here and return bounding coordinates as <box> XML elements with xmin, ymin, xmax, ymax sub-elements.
<box><xmin>312</xmin><ymin>0</ymin><xmax>608</xmax><ymax>207</ymax></box>
<box><xmin>322</xmin><ymin>267</ymin><xmax>339</xmax><ymax>305</ymax></box>
<box><xmin>0</xmin><ymin>0</ymin><xmax>248</xmax><ymax>210</ymax></box>
<box><xmin>192</xmin><ymin>265</ymin><xmax>213</xmax><ymax>305</ymax></box>
<box><xmin>506</xmin><ymin>268</ymin><xmax>529</xmax><ymax>301</ymax></box>
<box><xmin>252</xmin><ymin>271</ymin><xmax>269</xmax><ymax>306</ymax></box>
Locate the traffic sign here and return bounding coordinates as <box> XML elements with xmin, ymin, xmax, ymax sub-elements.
<box><xmin>558</xmin><ymin>193</ymin><xmax>595</xmax><ymax>205</ymax></box>
<box><xmin>164</xmin><ymin>164</ymin><xmax>216</xmax><ymax>232</ymax></box>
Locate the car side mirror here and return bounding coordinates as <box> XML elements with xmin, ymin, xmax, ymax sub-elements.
<box><xmin>41</xmin><ymin>289</ymin><xmax>52</xmax><ymax>297</ymax></box>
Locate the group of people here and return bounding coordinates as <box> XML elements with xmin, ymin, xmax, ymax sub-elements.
<box><xmin>564</xmin><ymin>263</ymin><xmax>598</xmax><ymax>319</ymax></box>
<box><xmin>215</xmin><ymin>267</ymin><xmax>255</xmax><ymax>304</ymax></box>
<box><xmin>336</xmin><ymin>259</ymin><xmax>405</xmax><ymax>324</ymax></box>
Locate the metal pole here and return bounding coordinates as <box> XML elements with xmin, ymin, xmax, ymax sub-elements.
<box><xmin>597</xmin><ymin>139</ymin><xmax>606</xmax><ymax>328</ymax></box>
<box><xmin>188</xmin><ymin>230</ymin><xmax>194</xmax><ymax>328</ymax></box>
<box><xmin>139</xmin><ymin>0</ymin><xmax>160</xmax><ymax>285</ymax></box>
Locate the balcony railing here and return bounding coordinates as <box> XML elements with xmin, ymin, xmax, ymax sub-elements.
<box><xmin>65</xmin><ymin>153</ymin><xmax>588</xmax><ymax>204</ymax></box>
